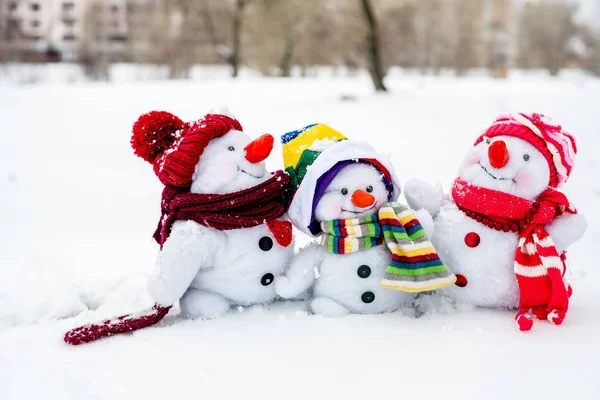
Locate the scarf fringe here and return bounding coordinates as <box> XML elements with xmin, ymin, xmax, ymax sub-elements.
<box><xmin>379</xmin><ymin>203</ymin><xmax>456</xmax><ymax>293</ymax></box>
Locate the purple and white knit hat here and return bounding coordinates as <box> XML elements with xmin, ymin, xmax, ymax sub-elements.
<box><xmin>286</xmin><ymin>139</ymin><xmax>401</xmax><ymax>237</ymax></box>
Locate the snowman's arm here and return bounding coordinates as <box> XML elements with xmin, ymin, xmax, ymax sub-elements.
<box><xmin>148</xmin><ymin>221</ymin><xmax>220</xmax><ymax>307</ymax></box>
<box><xmin>404</xmin><ymin>179</ymin><xmax>443</xmax><ymax>218</ymax></box>
<box><xmin>276</xmin><ymin>243</ymin><xmax>325</xmax><ymax>299</ymax></box>
<box><xmin>545</xmin><ymin>213</ymin><xmax>587</xmax><ymax>254</ymax></box>
<box><xmin>414</xmin><ymin>208</ymin><xmax>435</xmax><ymax>238</ymax></box>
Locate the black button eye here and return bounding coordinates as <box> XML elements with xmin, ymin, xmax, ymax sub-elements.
<box><xmin>261</xmin><ymin>273</ymin><xmax>274</xmax><ymax>286</ymax></box>
<box><xmin>523</xmin><ymin>154</ymin><xmax>530</xmax><ymax>161</ymax></box>
<box><xmin>361</xmin><ymin>291</ymin><xmax>375</xmax><ymax>303</ymax></box>
<box><xmin>228</xmin><ymin>146</ymin><xmax>235</xmax><ymax>151</ymax></box>
<box><xmin>259</xmin><ymin>237</ymin><xmax>273</xmax><ymax>251</ymax></box>
<box><xmin>366</xmin><ymin>185</ymin><xmax>373</xmax><ymax>193</ymax></box>
<box><xmin>341</xmin><ymin>188</ymin><xmax>348</xmax><ymax>195</ymax></box>
<box><xmin>485</xmin><ymin>138</ymin><xmax>491</xmax><ymax>144</ymax></box>
<box><xmin>357</xmin><ymin>265</ymin><xmax>371</xmax><ymax>278</ymax></box>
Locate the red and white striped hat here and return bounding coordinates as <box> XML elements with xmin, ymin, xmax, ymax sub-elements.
<box><xmin>474</xmin><ymin>113</ymin><xmax>577</xmax><ymax>188</ymax></box>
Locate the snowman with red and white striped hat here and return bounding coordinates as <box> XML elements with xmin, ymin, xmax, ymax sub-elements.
<box><xmin>405</xmin><ymin>113</ymin><xmax>587</xmax><ymax>331</ymax></box>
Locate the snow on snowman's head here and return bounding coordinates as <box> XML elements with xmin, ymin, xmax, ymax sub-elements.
<box><xmin>132</xmin><ymin>112</ymin><xmax>276</xmax><ymax>192</ymax></box>
<box><xmin>314</xmin><ymin>161</ymin><xmax>393</xmax><ymax>222</ymax></box>
<box><xmin>191</xmin><ymin>130</ymin><xmax>274</xmax><ymax>194</ymax></box>
<box><xmin>458</xmin><ymin>136</ymin><xmax>549</xmax><ymax>200</ymax></box>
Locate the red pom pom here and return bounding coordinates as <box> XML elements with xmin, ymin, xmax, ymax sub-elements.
<box><xmin>515</xmin><ymin>313</ymin><xmax>533</xmax><ymax>331</ymax></box>
<box><xmin>548</xmin><ymin>309</ymin><xmax>566</xmax><ymax>325</ymax></box>
<box><xmin>131</xmin><ymin>111</ymin><xmax>185</xmax><ymax>163</ymax></box>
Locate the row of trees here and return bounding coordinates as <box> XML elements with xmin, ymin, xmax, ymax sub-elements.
<box><xmin>2</xmin><ymin>0</ymin><xmax>600</xmax><ymax>88</ymax></box>
<box><xmin>114</xmin><ymin>0</ymin><xmax>492</xmax><ymax>85</ymax></box>
<box><xmin>123</xmin><ymin>0</ymin><xmax>598</xmax><ymax>88</ymax></box>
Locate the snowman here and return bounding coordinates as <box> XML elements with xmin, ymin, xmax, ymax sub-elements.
<box><xmin>404</xmin><ymin>113</ymin><xmax>587</xmax><ymax>331</ymax></box>
<box><xmin>65</xmin><ymin>112</ymin><xmax>293</xmax><ymax>345</ymax></box>
<box><xmin>274</xmin><ymin>124</ymin><xmax>455</xmax><ymax>317</ymax></box>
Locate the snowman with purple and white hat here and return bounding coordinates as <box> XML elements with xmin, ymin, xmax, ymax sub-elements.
<box><xmin>276</xmin><ymin>123</ymin><xmax>456</xmax><ymax>317</ymax></box>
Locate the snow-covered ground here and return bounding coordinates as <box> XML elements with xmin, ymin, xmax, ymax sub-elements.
<box><xmin>1</xmin><ymin>74</ymin><xmax>599</xmax><ymax>399</ymax></box>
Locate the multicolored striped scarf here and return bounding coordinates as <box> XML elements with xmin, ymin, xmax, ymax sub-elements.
<box><xmin>319</xmin><ymin>204</ymin><xmax>455</xmax><ymax>293</ymax></box>
<box><xmin>320</xmin><ymin>216</ymin><xmax>383</xmax><ymax>254</ymax></box>
<box><xmin>378</xmin><ymin>203</ymin><xmax>456</xmax><ymax>292</ymax></box>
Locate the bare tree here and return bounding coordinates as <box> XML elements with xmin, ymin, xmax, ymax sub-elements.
<box><xmin>78</xmin><ymin>0</ymin><xmax>110</xmax><ymax>80</ymax></box>
<box><xmin>517</xmin><ymin>1</ymin><xmax>579</xmax><ymax>76</ymax></box>
<box><xmin>203</xmin><ymin>0</ymin><xmax>251</xmax><ymax>77</ymax></box>
<box><xmin>414</xmin><ymin>0</ymin><xmax>446</xmax><ymax>74</ymax></box>
<box><xmin>251</xmin><ymin>0</ymin><xmax>320</xmax><ymax>77</ymax></box>
<box><xmin>452</xmin><ymin>0</ymin><xmax>484</xmax><ymax>76</ymax></box>
<box><xmin>380</xmin><ymin>2</ymin><xmax>418</xmax><ymax>68</ymax></box>
<box><xmin>287</xmin><ymin>4</ymin><xmax>362</xmax><ymax>75</ymax></box>
<box><xmin>360</xmin><ymin>0</ymin><xmax>386</xmax><ymax>91</ymax></box>
<box><xmin>579</xmin><ymin>24</ymin><xmax>600</xmax><ymax>76</ymax></box>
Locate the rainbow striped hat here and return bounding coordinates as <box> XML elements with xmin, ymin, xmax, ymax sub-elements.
<box><xmin>282</xmin><ymin>123</ymin><xmax>348</xmax><ymax>191</ymax></box>
<box><xmin>282</xmin><ymin>123</ymin><xmax>401</xmax><ymax>236</ymax></box>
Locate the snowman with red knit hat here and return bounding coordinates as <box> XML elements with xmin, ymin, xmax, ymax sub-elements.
<box><xmin>64</xmin><ymin>111</ymin><xmax>293</xmax><ymax>345</ymax></box>
<box><xmin>405</xmin><ymin>113</ymin><xmax>587</xmax><ymax>331</ymax></box>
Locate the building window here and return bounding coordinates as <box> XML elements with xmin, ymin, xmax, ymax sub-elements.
<box><xmin>63</xmin><ymin>33</ymin><xmax>76</xmax><ymax>41</ymax></box>
<box><xmin>62</xmin><ymin>2</ymin><xmax>74</xmax><ymax>11</ymax></box>
<box><xmin>63</xmin><ymin>18</ymin><xmax>76</xmax><ymax>27</ymax></box>
<box><xmin>111</xmin><ymin>5</ymin><xmax>119</xmax><ymax>13</ymax></box>
<box><xmin>489</xmin><ymin>22</ymin><xmax>505</xmax><ymax>32</ymax></box>
<box><xmin>110</xmin><ymin>35</ymin><xmax>127</xmax><ymax>42</ymax></box>
<box><xmin>6</xmin><ymin>18</ymin><xmax>20</xmax><ymax>40</ymax></box>
<box><xmin>9</xmin><ymin>2</ymin><xmax>17</xmax><ymax>11</ymax></box>
<box><xmin>30</xmin><ymin>3</ymin><xmax>40</xmax><ymax>11</ymax></box>
<box><xmin>31</xmin><ymin>20</ymin><xmax>40</xmax><ymax>28</ymax></box>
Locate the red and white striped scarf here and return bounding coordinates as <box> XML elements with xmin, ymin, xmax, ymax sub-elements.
<box><xmin>452</xmin><ymin>178</ymin><xmax>576</xmax><ymax>328</ymax></box>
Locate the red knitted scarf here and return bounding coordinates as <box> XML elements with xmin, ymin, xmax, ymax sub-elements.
<box><xmin>153</xmin><ymin>170</ymin><xmax>292</xmax><ymax>248</ymax></box>
<box><xmin>64</xmin><ymin>171</ymin><xmax>293</xmax><ymax>346</ymax></box>
<box><xmin>451</xmin><ymin>177</ymin><xmax>576</xmax><ymax>329</ymax></box>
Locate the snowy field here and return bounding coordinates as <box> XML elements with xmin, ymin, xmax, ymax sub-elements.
<box><xmin>1</xmin><ymin>73</ymin><xmax>600</xmax><ymax>399</ymax></box>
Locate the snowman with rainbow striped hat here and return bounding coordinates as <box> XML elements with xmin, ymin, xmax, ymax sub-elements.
<box><xmin>276</xmin><ymin>124</ymin><xmax>456</xmax><ymax>316</ymax></box>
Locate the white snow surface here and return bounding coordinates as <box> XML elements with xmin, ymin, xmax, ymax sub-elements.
<box><xmin>1</xmin><ymin>74</ymin><xmax>600</xmax><ymax>399</ymax></box>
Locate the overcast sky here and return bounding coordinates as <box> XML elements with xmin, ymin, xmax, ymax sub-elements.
<box><xmin>523</xmin><ymin>0</ymin><xmax>600</xmax><ymax>25</ymax></box>
<box><xmin>572</xmin><ymin>0</ymin><xmax>599</xmax><ymax>23</ymax></box>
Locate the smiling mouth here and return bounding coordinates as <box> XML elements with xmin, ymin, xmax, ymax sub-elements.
<box><xmin>238</xmin><ymin>167</ymin><xmax>264</xmax><ymax>179</ymax></box>
<box><xmin>478</xmin><ymin>163</ymin><xmax>514</xmax><ymax>182</ymax></box>
<box><xmin>341</xmin><ymin>204</ymin><xmax>376</xmax><ymax>214</ymax></box>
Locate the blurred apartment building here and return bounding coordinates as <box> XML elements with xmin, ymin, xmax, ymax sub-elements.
<box><xmin>0</xmin><ymin>0</ymin><xmax>149</xmax><ymax>61</ymax></box>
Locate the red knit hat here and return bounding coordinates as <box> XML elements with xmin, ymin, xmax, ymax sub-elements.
<box><xmin>475</xmin><ymin>113</ymin><xmax>577</xmax><ymax>188</ymax></box>
<box><xmin>131</xmin><ymin>111</ymin><xmax>243</xmax><ymax>187</ymax></box>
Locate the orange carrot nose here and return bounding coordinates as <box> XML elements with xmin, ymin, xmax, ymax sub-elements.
<box><xmin>244</xmin><ymin>134</ymin><xmax>274</xmax><ymax>164</ymax></box>
<box><xmin>351</xmin><ymin>190</ymin><xmax>375</xmax><ymax>208</ymax></box>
